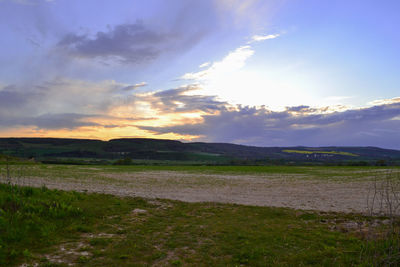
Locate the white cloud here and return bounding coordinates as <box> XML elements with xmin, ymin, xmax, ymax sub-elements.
<box><xmin>179</xmin><ymin>42</ymin><xmax>319</xmax><ymax>109</ymax></box>
<box><xmin>368</xmin><ymin>97</ymin><xmax>400</xmax><ymax>106</ymax></box>
<box><xmin>249</xmin><ymin>33</ymin><xmax>280</xmax><ymax>43</ymax></box>
<box><xmin>179</xmin><ymin>31</ymin><xmax>364</xmax><ymax>111</ymax></box>
<box><xmin>199</xmin><ymin>62</ymin><xmax>210</xmax><ymax>68</ymax></box>
<box><xmin>181</xmin><ymin>45</ymin><xmax>254</xmax><ymax>81</ymax></box>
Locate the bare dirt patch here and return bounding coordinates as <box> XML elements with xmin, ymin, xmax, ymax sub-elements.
<box><xmin>39</xmin><ymin>241</ymin><xmax>91</xmax><ymax>266</ymax></box>
<box><xmin>6</xmin><ymin>170</ymin><xmax>381</xmax><ymax>214</ymax></box>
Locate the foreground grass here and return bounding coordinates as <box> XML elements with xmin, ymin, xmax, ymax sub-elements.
<box><xmin>0</xmin><ymin>183</ymin><xmax>395</xmax><ymax>266</ymax></box>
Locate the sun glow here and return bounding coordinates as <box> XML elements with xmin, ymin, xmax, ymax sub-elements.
<box><xmin>181</xmin><ymin>43</ymin><xmax>322</xmax><ymax>110</ymax></box>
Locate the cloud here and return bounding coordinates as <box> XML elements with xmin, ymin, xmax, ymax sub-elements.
<box><xmin>285</xmin><ymin>105</ymin><xmax>310</xmax><ymax>112</ymax></box>
<box><xmin>0</xmin><ymin>113</ymin><xmax>99</xmax><ymax>130</ymax></box>
<box><xmin>0</xmin><ymin>85</ymin><xmax>44</xmax><ymax>118</ymax></box>
<box><xmin>180</xmin><ymin>31</ymin><xmax>281</xmax><ymax>82</ymax></box>
<box><xmin>179</xmin><ymin>37</ymin><xmax>297</xmax><ymax>108</ymax></box>
<box><xmin>249</xmin><ymin>33</ymin><xmax>280</xmax><ymax>43</ymax></box>
<box><xmin>181</xmin><ymin>45</ymin><xmax>254</xmax><ymax>80</ymax></box>
<box><xmin>1</xmin><ymin>77</ymin><xmax>399</xmax><ymax>149</ymax></box>
<box><xmin>138</xmin><ymin>99</ymin><xmax>400</xmax><ymax>149</ymax></box>
<box><xmin>57</xmin><ymin>20</ymin><xmax>207</xmax><ymax>65</ymax></box>
<box><xmin>57</xmin><ymin>22</ymin><xmax>172</xmax><ymax>64</ymax></box>
<box><xmin>0</xmin><ymin>79</ymin><xmax>142</xmax><ymax>130</ymax></box>
<box><xmin>368</xmin><ymin>97</ymin><xmax>400</xmax><ymax>106</ymax></box>
<box><xmin>0</xmin><ymin>85</ymin><xmax>38</xmax><ymax>108</ymax></box>
<box><xmin>122</xmin><ymin>82</ymin><xmax>147</xmax><ymax>91</ymax></box>
<box><xmin>136</xmin><ymin>85</ymin><xmax>227</xmax><ymax>113</ymax></box>
<box><xmin>199</xmin><ymin>62</ymin><xmax>210</xmax><ymax>68</ymax></box>
<box><xmin>0</xmin><ymin>79</ymin><xmax>225</xmax><ymax>132</ymax></box>
<box><xmin>28</xmin><ymin>113</ymin><xmax>98</xmax><ymax>130</ymax></box>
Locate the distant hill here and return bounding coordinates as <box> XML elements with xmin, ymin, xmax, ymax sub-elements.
<box><xmin>0</xmin><ymin>137</ymin><xmax>399</xmax><ymax>165</ymax></box>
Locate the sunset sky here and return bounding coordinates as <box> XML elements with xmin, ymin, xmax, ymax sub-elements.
<box><xmin>1</xmin><ymin>0</ymin><xmax>399</xmax><ymax>148</ymax></box>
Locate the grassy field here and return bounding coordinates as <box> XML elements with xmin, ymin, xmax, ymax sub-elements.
<box><xmin>3</xmin><ymin>163</ymin><xmax>400</xmax><ymax>182</ymax></box>
<box><xmin>1</xmin><ymin>164</ymin><xmax>400</xmax><ymax>266</ymax></box>
<box><xmin>0</xmin><ymin>182</ymin><xmax>395</xmax><ymax>266</ymax></box>
<box><xmin>282</xmin><ymin>150</ymin><xmax>358</xmax><ymax>157</ymax></box>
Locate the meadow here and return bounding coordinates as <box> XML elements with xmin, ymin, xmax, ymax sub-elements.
<box><xmin>1</xmin><ymin>164</ymin><xmax>400</xmax><ymax>266</ymax></box>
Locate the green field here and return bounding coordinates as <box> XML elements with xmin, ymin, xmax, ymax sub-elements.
<box><xmin>3</xmin><ymin>163</ymin><xmax>399</xmax><ymax>182</ymax></box>
<box><xmin>1</xmin><ymin>164</ymin><xmax>400</xmax><ymax>266</ymax></box>
<box><xmin>0</xmin><ymin>183</ymin><xmax>396</xmax><ymax>266</ymax></box>
<box><xmin>283</xmin><ymin>149</ymin><xmax>358</xmax><ymax>157</ymax></box>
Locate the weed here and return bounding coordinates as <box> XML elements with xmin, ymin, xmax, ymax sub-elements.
<box><xmin>77</xmin><ymin>255</ymin><xmax>89</xmax><ymax>263</ymax></box>
<box><xmin>89</xmin><ymin>238</ymin><xmax>111</xmax><ymax>247</ymax></box>
<box><xmin>118</xmin><ymin>255</ymin><xmax>129</xmax><ymax>259</ymax></box>
<box><xmin>362</xmin><ymin>171</ymin><xmax>400</xmax><ymax>266</ymax></box>
<box><xmin>171</xmin><ymin>259</ymin><xmax>182</xmax><ymax>266</ymax></box>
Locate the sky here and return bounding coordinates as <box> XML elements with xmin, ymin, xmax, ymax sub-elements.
<box><xmin>0</xmin><ymin>0</ymin><xmax>399</xmax><ymax>148</ymax></box>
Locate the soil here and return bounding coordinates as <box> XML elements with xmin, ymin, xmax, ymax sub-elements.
<box><xmin>8</xmin><ymin>170</ymin><xmax>381</xmax><ymax>214</ymax></box>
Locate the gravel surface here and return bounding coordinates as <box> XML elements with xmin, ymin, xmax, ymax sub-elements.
<box><xmin>6</xmin><ymin>170</ymin><xmax>381</xmax><ymax>214</ymax></box>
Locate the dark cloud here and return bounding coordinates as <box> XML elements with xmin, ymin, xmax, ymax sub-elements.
<box><xmin>0</xmin><ymin>85</ymin><xmax>45</xmax><ymax>119</ymax></box>
<box><xmin>0</xmin><ymin>79</ymin><xmax>132</xmax><ymax>130</ymax></box>
<box><xmin>0</xmin><ymin>78</ymin><xmax>132</xmax><ymax>113</ymax></box>
<box><xmin>0</xmin><ymin>85</ymin><xmax>31</xmax><ymax>108</ymax></box>
<box><xmin>1</xmin><ymin>79</ymin><xmax>399</xmax><ymax>149</ymax></box>
<box><xmin>25</xmin><ymin>113</ymin><xmax>99</xmax><ymax>129</ymax></box>
<box><xmin>0</xmin><ymin>113</ymin><xmax>99</xmax><ymax>130</ymax></box>
<box><xmin>139</xmin><ymin>85</ymin><xmax>227</xmax><ymax>113</ymax></box>
<box><xmin>286</xmin><ymin>105</ymin><xmax>310</xmax><ymax>112</ymax></box>
<box><xmin>121</xmin><ymin>82</ymin><xmax>147</xmax><ymax>91</ymax></box>
<box><xmin>57</xmin><ymin>22</ymin><xmax>200</xmax><ymax>64</ymax></box>
<box><xmin>139</xmin><ymin>101</ymin><xmax>400</xmax><ymax>149</ymax></box>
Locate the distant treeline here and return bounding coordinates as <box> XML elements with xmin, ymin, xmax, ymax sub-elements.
<box><xmin>0</xmin><ymin>137</ymin><xmax>399</xmax><ymax>166</ymax></box>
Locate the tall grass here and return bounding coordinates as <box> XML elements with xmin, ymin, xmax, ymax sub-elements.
<box><xmin>0</xmin><ymin>184</ymin><xmax>84</xmax><ymax>265</ymax></box>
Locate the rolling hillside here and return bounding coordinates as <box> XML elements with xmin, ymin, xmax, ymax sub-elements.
<box><xmin>0</xmin><ymin>137</ymin><xmax>399</xmax><ymax>165</ymax></box>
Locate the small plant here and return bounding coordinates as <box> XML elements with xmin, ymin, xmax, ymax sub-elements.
<box><xmin>362</xmin><ymin>171</ymin><xmax>400</xmax><ymax>266</ymax></box>
<box><xmin>5</xmin><ymin>155</ymin><xmax>11</xmax><ymax>184</ymax></box>
<box><xmin>170</xmin><ymin>259</ymin><xmax>182</xmax><ymax>266</ymax></box>
<box><xmin>0</xmin><ymin>154</ymin><xmax>12</xmax><ymax>184</ymax></box>
<box><xmin>22</xmin><ymin>249</ymin><xmax>31</xmax><ymax>258</ymax></box>
<box><xmin>78</xmin><ymin>255</ymin><xmax>89</xmax><ymax>263</ymax></box>
<box><xmin>0</xmin><ymin>155</ymin><xmax>28</xmax><ymax>186</ymax></box>
<box><xmin>89</xmin><ymin>237</ymin><xmax>111</xmax><ymax>247</ymax></box>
